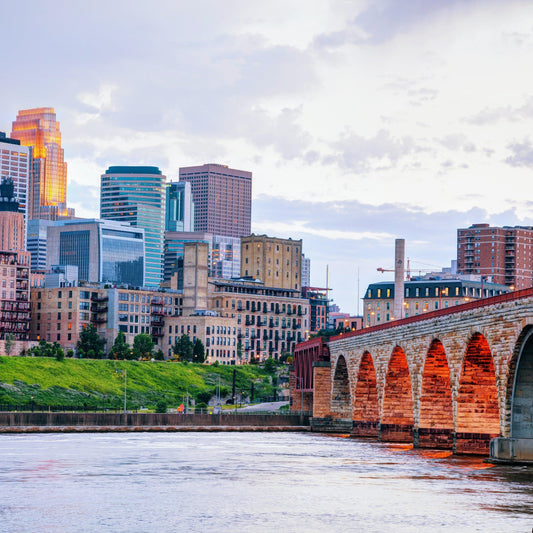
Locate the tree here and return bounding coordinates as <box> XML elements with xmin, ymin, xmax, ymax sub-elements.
<box><xmin>173</xmin><ymin>334</ymin><xmax>193</xmax><ymax>362</ymax></box>
<box><xmin>153</xmin><ymin>349</ymin><xmax>165</xmax><ymax>361</ymax></box>
<box><xmin>132</xmin><ymin>333</ymin><xmax>154</xmax><ymax>360</ymax></box>
<box><xmin>55</xmin><ymin>346</ymin><xmax>65</xmax><ymax>361</ymax></box>
<box><xmin>264</xmin><ymin>357</ymin><xmax>278</xmax><ymax>374</ymax></box>
<box><xmin>109</xmin><ymin>332</ymin><xmax>130</xmax><ymax>360</ymax></box>
<box><xmin>155</xmin><ymin>399</ymin><xmax>168</xmax><ymax>413</ymax></box>
<box><xmin>77</xmin><ymin>324</ymin><xmax>106</xmax><ymax>359</ymax></box>
<box><xmin>4</xmin><ymin>334</ymin><xmax>15</xmax><ymax>356</ymax></box>
<box><xmin>236</xmin><ymin>341</ymin><xmax>243</xmax><ymax>361</ymax></box>
<box><xmin>193</xmin><ymin>338</ymin><xmax>205</xmax><ymax>363</ymax></box>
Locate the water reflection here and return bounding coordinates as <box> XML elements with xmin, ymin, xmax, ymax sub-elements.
<box><xmin>0</xmin><ymin>433</ymin><xmax>532</xmax><ymax>533</ymax></box>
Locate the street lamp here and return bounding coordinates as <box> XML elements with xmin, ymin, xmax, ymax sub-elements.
<box><xmin>115</xmin><ymin>369</ymin><xmax>127</xmax><ymax>413</ymax></box>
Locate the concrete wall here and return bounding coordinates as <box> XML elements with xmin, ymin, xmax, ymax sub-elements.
<box><xmin>0</xmin><ymin>412</ymin><xmax>309</xmax><ymax>428</ymax></box>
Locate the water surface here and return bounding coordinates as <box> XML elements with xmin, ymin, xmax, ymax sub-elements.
<box><xmin>0</xmin><ymin>432</ymin><xmax>532</xmax><ymax>532</ymax></box>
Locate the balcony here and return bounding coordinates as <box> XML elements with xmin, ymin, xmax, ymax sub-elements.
<box><xmin>151</xmin><ymin>317</ymin><xmax>164</xmax><ymax>326</ymax></box>
<box><xmin>151</xmin><ymin>327</ymin><xmax>164</xmax><ymax>337</ymax></box>
<box><xmin>91</xmin><ymin>295</ymin><xmax>109</xmax><ymax>302</ymax></box>
<box><xmin>91</xmin><ymin>316</ymin><xmax>107</xmax><ymax>324</ymax></box>
<box><xmin>151</xmin><ymin>307</ymin><xmax>166</xmax><ymax>316</ymax></box>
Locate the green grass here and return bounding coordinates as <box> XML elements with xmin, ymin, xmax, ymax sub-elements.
<box><xmin>0</xmin><ymin>356</ymin><xmax>276</xmax><ymax>410</ymax></box>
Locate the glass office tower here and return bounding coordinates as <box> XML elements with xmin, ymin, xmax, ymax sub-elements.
<box><xmin>11</xmin><ymin>108</ymin><xmax>74</xmax><ymax>220</ymax></box>
<box><xmin>165</xmin><ymin>181</ymin><xmax>194</xmax><ymax>231</ymax></box>
<box><xmin>47</xmin><ymin>219</ymin><xmax>145</xmax><ymax>286</ymax></box>
<box><xmin>100</xmin><ymin>166</ymin><xmax>165</xmax><ymax>287</ymax></box>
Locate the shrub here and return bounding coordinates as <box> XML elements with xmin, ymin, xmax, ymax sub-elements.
<box><xmin>155</xmin><ymin>399</ymin><xmax>168</xmax><ymax>413</ymax></box>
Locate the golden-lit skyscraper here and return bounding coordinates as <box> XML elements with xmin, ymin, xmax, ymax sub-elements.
<box><xmin>11</xmin><ymin>107</ymin><xmax>74</xmax><ymax>220</ymax></box>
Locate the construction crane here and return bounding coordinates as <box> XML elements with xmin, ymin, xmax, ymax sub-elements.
<box><xmin>377</xmin><ymin>259</ymin><xmax>435</xmax><ymax>281</ymax></box>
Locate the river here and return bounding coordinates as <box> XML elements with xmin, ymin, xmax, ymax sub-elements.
<box><xmin>0</xmin><ymin>432</ymin><xmax>532</xmax><ymax>532</ymax></box>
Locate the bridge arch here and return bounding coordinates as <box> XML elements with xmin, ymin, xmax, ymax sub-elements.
<box><xmin>352</xmin><ymin>351</ymin><xmax>379</xmax><ymax>436</ymax></box>
<box><xmin>419</xmin><ymin>339</ymin><xmax>453</xmax><ymax>448</ymax></box>
<box><xmin>456</xmin><ymin>332</ymin><xmax>499</xmax><ymax>452</ymax></box>
<box><xmin>331</xmin><ymin>355</ymin><xmax>351</xmax><ymax>418</ymax></box>
<box><xmin>381</xmin><ymin>346</ymin><xmax>414</xmax><ymax>442</ymax></box>
<box><xmin>508</xmin><ymin>327</ymin><xmax>533</xmax><ymax>439</ymax></box>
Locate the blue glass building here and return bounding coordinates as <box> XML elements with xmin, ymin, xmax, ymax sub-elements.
<box><xmin>46</xmin><ymin>219</ymin><xmax>145</xmax><ymax>286</ymax></box>
<box><xmin>100</xmin><ymin>166</ymin><xmax>166</xmax><ymax>287</ymax></box>
<box><xmin>165</xmin><ymin>181</ymin><xmax>194</xmax><ymax>232</ymax></box>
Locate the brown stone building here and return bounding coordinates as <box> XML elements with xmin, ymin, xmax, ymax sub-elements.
<box><xmin>240</xmin><ymin>234</ymin><xmax>302</xmax><ymax>292</ymax></box>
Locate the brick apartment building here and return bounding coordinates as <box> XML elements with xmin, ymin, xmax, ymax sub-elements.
<box><xmin>457</xmin><ymin>224</ymin><xmax>533</xmax><ymax>289</ymax></box>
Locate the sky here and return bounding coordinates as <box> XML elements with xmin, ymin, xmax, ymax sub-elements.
<box><xmin>2</xmin><ymin>0</ymin><xmax>533</xmax><ymax>314</ymax></box>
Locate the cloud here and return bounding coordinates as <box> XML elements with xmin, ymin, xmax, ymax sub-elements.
<box><xmin>325</xmin><ymin>129</ymin><xmax>416</xmax><ymax>171</ymax></box>
<box><xmin>505</xmin><ymin>138</ymin><xmax>533</xmax><ymax>167</ymax></box>
<box><xmin>314</xmin><ymin>0</ymin><xmax>475</xmax><ymax>47</ymax></box>
<box><xmin>466</xmin><ymin>97</ymin><xmax>533</xmax><ymax>126</ymax></box>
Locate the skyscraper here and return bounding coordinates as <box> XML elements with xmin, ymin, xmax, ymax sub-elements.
<box><xmin>10</xmin><ymin>108</ymin><xmax>74</xmax><ymax>220</ymax></box>
<box><xmin>100</xmin><ymin>166</ymin><xmax>166</xmax><ymax>287</ymax></box>
<box><xmin>179</xmin><ymin>163</ymin><xmax>252</xmax><ymax>238</ymax></box>
<box><xmin>0</xmin><ymin>133</ymin><xmax>30</xmax><ymax>231</ymax></box>
<box><xmin>165</xmin><ymin>181</ymin><xmax>194</xmax><ymax>231</ymax></box>
<box><xmin>0</xmin><ymin>177</ymin><xmax>31</xmax><ymax>340</ymax></box>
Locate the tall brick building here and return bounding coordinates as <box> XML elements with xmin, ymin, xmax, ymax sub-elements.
<box><xmin>240</xmin><ymin>234</ymin><xmax>302</xmax><ymax>292</ymax></box>
<box><xmin>457</xmin><ymin>224</ymin><xmax>533</xmax><ymax>289</ymax></box>
<box><xmin>179</xmin><ymin>163</ymin><xmax>252</xmax><ymax>238</ymax></box>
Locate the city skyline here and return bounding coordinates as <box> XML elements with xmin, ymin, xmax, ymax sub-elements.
<box><xmin>2</xmin><ymin>1</ymin><xmax>533</xmax><ymax>313</ymax></box>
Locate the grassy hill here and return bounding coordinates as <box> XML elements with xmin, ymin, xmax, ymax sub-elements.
<box><xmin>0</xmin><ymin>356</ymin><xmax>278</xmax><ymax>410</ymax></box>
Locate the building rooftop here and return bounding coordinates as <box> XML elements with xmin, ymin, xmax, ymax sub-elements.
<box><xmin>105</xmin><ymin>166</ymin><xmax>162</xmax><ymax>175</ymax></box>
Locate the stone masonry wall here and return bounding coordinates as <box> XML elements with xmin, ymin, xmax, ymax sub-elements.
<box><xmin>320</xmin><ymin>296</ymin><xmax>533</xmax><ymax>451</ymax></box>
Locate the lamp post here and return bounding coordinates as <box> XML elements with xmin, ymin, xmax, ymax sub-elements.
<box><xmin>115</xmin><ymin>369</ymin><xmax>127</xmax><ymax>413</ymax></box>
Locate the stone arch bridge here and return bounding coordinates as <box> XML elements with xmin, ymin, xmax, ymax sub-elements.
<box><xmin>292</xmin><ymin>288</ymin><xmax>533</xmax><ymax>458</ymax></box>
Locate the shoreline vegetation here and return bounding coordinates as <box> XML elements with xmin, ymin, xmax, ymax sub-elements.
<box><xmin>0</xmin><ymin>356</ymin><xmax>283</xmax><ymax>412</ymax></box>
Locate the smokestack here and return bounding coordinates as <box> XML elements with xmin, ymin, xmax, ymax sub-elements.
<box><xmin>394</xmin><ymin>239</ymin><xmax>405</xmax><ymax>320</ymax></box>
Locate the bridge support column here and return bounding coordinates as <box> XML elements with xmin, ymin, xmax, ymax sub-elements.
<box><xmin>418</xmin><ymin>428</ymin><xmax>454</xmax><ymax>449</ymax></box>
<box><xmin>455</xmin><ymin>432</ymin><xmax>499</xmax><ymax>455</ymax></box>
<box><xmin>379</xmin><ymin>423</ymin><xmax>414</xmax><ymax>443</ymax></box>
<box><xmin>311</xmin><ymin>361</ymin><xmax>331</xmax><ymax>418</ymax></box>
<box><xmin>490</xmin><ymin>438</ymin><xmax>533</xmax><ymax>464</ymax></box>
<box><xmin>352</xmin><ymin>421</ymin><xmax>379</xmax><ymax>437</ymax></box>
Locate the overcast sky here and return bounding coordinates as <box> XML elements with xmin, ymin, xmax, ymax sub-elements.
<box><xmin>2</xmin><ymin>0</ymin><xmax>533</xmax><ymax>314</ymax></box>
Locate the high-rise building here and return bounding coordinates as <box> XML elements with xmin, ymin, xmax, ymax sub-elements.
<box><xmin>457</xmin><ymin>224</ymin><xmax>533</xmax><ymax>289</ymax></box>
<box><xmin>165</xmin><ymin>181</ymin><xmax>194</xmax><ymax>232</ymax></box>
<box><xmin>164</xmin><ymin>231</ymin><xmax>241</xmax><ymax>285</ymax></box>
<box><xmin>100</xmin><ymin>166</ymin><xmax>166</xmax><ymax>287</ymax></box>
<box><xmin>241</xmin><ymin>234</ymin><xmax>302</xmax><ymax>292</ymax></box>
<box><xmin>10</xmin><ymin>108</ymin><xmax>74</xmax><ymax>220</ymax></box>
<box><xmin>302</xmin><ymin>253</ymin><xmax>311</xmax><ymax>288</ymax></box>
<box><xmin>26</xmin><ymin>219</ymin><xmax>55</xmax><ymax>271</ymax></box>
<box><xmin>0</xmin><ymin>178</ymin><xmax>31</xmax><ymax>340</ymax></box>
<box><xmin>0</xmin><ymin>133</ymin><xmax>30</xmax><ymax>233</ymax></box>
<box><xmin>179</xmin><ymin>163</ymin><xmax>252</xmax><ymax>237</ymax></box>
<box><xmin>47</xmin><ymin>219</ymin><xmax>145</xmax><ymax>287</ymax></box>
<box><xmin>0</xmin><ymin>178</ymin><xmax>25</xmax><ymax>252</ymax></box>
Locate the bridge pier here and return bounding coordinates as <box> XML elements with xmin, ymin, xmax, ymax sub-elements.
<box><xmin>417</xmin><ymin>428</ymin><xmax>454</xmax><ymax>449</ymax></box>
<box><xmin>379</xmin><ymin>423</ymin><xmax>414</xmax><ymax>443</ymax></box>
<box><xmin>454</xmin><ymin>432</ymin><xmax>498</xmax><ymax>455</ymax></box>
<box><xmin>489</xmin><ymin>437</ymin><xmax>533</xmax><ymax>464</ymax></box>
<box><xmin>352</xmin><ymin>420</ymin><xmax>379</xmax><ymax>437</ymax></box>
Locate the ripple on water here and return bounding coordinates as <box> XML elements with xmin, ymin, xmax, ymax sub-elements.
<box><xmin>0</xmin><ymin>433</ymin><xmax>532</xmax><ymax>533</ymax></box>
